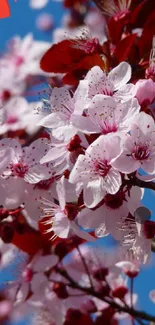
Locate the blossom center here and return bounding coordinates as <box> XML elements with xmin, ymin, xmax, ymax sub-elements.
<box><xmin>84</xmin><ymin>38</ymin><xmax>99</xmax><ymax>54</ymax></box>
<box><xmin>132</xmin><ymin>145</ymin><xmax>150</xmax><ymax>160</ymax></box>
<box><xmin>101</xmin><ymin>121</ymin><xmax>117</xmax><ymax>135</ymax></box>
<box><xmin>6</xmin><ymin>116</ymin><xmax>19</xmax><ymax>124</ymax></box>
<box><xmin>11</xmin><ymin>162</ymin><xmax>29</xmax><ymax>177</ymax></box>
<box><xmin>22</xmin><ymin>268</ymin><xmax>33</xmax><ymax>283</ymax></box>
<box><xmin>94</xmin><ymin>159</ymin><xmax>111</xmax><ymax>177</ymax></box>
<box><xmin>15</xmin><ymin>56</ymin><xmax>24</xmax><ymax>67</ymax></box>
<box><xmin>104</xmin><ymin>192</ymin><xmax>125</xmax><ymax>209</ymax></box>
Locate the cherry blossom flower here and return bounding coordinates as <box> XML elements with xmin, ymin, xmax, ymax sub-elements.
<box><xmin>72</xmin><ymin>95</ymin><xmax>140</xmax><ymax>135</ymax></box>
<box><xmin>69</xmin><ymin>134</ymin><xmax>122</xmax><ymax>208</ymax></box>
<box><xmin>40</xmin><ymin>132</ymin><xmax>87</xmax><ymax>173</ymax></box>
<box><xmin>0</xmin><ymin>138</ymin><xmax>52</xmax><ymax>184</ymax></box>
<box><xmin>134</xmin><ymin>79</ymin><xmax>155</xmax><ymax>107</ymax></box>
<box><xmin>30</xmin><ymin>0</ymin><xmax>49</xmax><ymax>9</ymax></box>
<box><xmin>7</xmin><ymin>251</ymin><xmax>58</xmax><ymax>305</ymax></box>
<box><xmin>36</xmin><ymin>13</ymin><xmax>54</xmax><ymax>32</ymax></box>
<box><xmin>149</xmin><ymin>290</ymin><xmax>155</xmax><ymax>303</ymax></box>
<box><xmin>0</xmin><ymin>146</ymin><xmax>14</xmax><ymax>175</ymax></box>
<box><xmin>113</xmin><ymin>112</ymin><xmax>155</xmax><ymax>174</ymax></box>
<box><xmin>0</xmin><ymin>97</ymin><xmax>44</xmax><ymax>135</ymax></box>
<box><xmin>77</xmin><ymin>186</ymin><xmax>144</xmax><ymax>239</ymax></box>
<box><xmin>39</xmin><ymin>176</ymin><xmax>95</xmax><ymax>241</ymax></box>
<box><xmin>38</xmin><ymin>84</ymin><xmax>88</xmax><ymax>140</ymax></box>
<box><xmin>82</xmin><ymin>62</ymin><xmax>135</xmax><ymax>104</ymax></box>
<box><xmin>1</xmin><ymin>34</ymin><xmax>51</xmax><ymax>78</ymax></box>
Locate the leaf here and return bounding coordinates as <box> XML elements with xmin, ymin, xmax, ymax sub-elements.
<box><xmin>113</xmin><ymin>33</ymin><xmax>137</xmax><ymax>64</ymax></box>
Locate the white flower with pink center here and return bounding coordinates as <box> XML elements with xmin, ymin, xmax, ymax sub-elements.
<box><xmin>38</xmin><ymin>84</ymin><xmax>88</xmax><ymax>140</ymax></box>
<box><xmin>72</xmin><ymin>95</ymin><xmax>140</xmax><ymax>135</ymax></box>
<box><xmin>39</xmin><ymin>177</ymin><xmax>95</xmax><ymax>241</ymax></box>
<box><xmin>0</xmin><ymin>97</ymin><xmax>44</xmax><ymax>135</ymax></box>
<box><xmin>40</xmin><ymin>132</ymin><xmax>87</xmax><ymax>173</ymax></box>
<box><xmin>78</xmin><ymin>186</ymin><xmax>143</xmax><ymax>240</ymax></box>
<box><xmin>1</xmin><ymin>34</ymin><xmax>51</xmax><ymax>78</ymax></box>
<box><xmin>82</xmin><ymin>62</ymin><xmax>135</xmax><ymax>104</ymax></box>
<box><xmin>7</xmin><ymin>251</ymin><xmax>58</xmax><ymax>305</ymax></box>
<box><xmin>113</xmin><ymin>112</ymin><xmax>155</xmax><ymax>174</ymax></box>
<box><xmin>0</xmin><ymin>138</ymin><xmax>52</xmax><ymax>184</ymax></box>
<box><xmin>69</xmin><ymin>134</ymin><xmax>122</xmax><ymax>208</ymax></box>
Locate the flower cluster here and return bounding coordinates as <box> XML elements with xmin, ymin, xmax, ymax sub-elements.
<box><xmin>0</xmin><ymin>0</ymin><xmax>155</xmax><ymax>324</ymax></box>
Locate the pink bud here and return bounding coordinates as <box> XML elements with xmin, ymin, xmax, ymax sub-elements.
<box><xmin>36</xmin><ymin>13</ymin><xmax>54</xmax><ymax>32</ymax></box>
<box><xmin>135</xmin><ymin>79</ymin><xmax>155</xmax><ymax>107</ymax></box>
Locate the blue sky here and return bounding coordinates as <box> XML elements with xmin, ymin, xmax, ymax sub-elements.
<box><xmin>1</xmin><ymin>1</ymin><xmax>155</xmax><ymax>324</ymax></box>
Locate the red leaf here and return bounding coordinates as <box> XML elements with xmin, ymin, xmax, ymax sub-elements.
<box><xmin>131</xmin><ymin>0</ymin><xmax>155</xmax><ymax>28</ymax></box>
<box><xmin>108</xmin><ymin>17</ymin><xmax>124</xmax><ymax>45</ymax></box>
<box><xmin>63</xmin><ymin>54</ymin><xmax>105</xmax><ymax>85</ymax></box>
<box><xmin>137</xmin><ymin>11</ymin><xmax>155</xmax><ymax>59</ymax></box>
<box><xmin>40</xmin><ymin>40</ymin><xmax>85</xmax><ymax>73</ymax></box>
<box><xmin>113</xmin><ymin>33</ymin><xmax>137</xmax><ymax>64</ymax></box>
<box><xmin>12</xmin><ymin>229</ymin><xmax>47</xmax><ymax>255</ymax></box>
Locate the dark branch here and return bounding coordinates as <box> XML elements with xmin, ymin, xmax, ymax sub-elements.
<box><xmin>56</xmin><ymin>267</ymin><xmax>155</xmax><ymax>323</ymax></box>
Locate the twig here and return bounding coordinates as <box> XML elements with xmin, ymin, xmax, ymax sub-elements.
<box><xmin>56</xmin><ymin>267</ymin><xmax>155</xmax><ymax>323</ymax></box>
<box><xmin>77</xmin><ymin>246</ymin><xmax>94</xmax><ymax>290</ymax></box>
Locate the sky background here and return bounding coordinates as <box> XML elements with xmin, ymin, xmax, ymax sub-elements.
<box><xmin>0</xmin><ymin>1</ymin><xmax>155</xmax><ymax>324</ymax></box>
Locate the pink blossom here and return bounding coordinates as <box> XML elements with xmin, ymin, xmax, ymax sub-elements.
<box><xmin>149</xmin><ymin>290</ymin><xmax>155</xmax><ymax>303</ymax></box>
<box><xmin>38</xmin><ymin>84</ymin><xmax>88</xmax><ymax>140</ymax></box>
<box><xmin>30</xmin><ymin>0</ymin><xmax>49</xmax><ymax>9</ymax></box>
<box><xmin>83</xmin><ymin>62</ymin><xmax>135</xmax><ymax>103</ymax></box>
<box><xmin>69</xmin><ymin>134</ymin><xmax>122</xmax><ymax>208</ymax></box>
<box><xmin>39</xmin><ymin>176</ymin><xmax>95</xmax><ymax>241</ymax></box>
<box><xmin>36</xmin><ymin>13</ymin><xmax>54</xmax><ymax>31</ymax></box>
<box><xmin>134</xmin><ymin>79</ymin><xmax>155</xmax><ymax>107</ymax></box>
<box><xmin>0</xmin><ymin>138</ymin><xmax>52</xmax><ymax>184</ymax></box>
<box><xmin>113</xmin><ymin>112</ymin><xmax>155</xmax><ymax>174</ymax></box>
<box><xmin>72</xmin><ymin>95</ymin><xmax>140</xmax><ymax>135</ymax></box>
<box><xmin>7</xmin><ymin>251</ymin><xmax>58</xmax><ymax>305</ymax></box>
<box><xmin>0</xmin><ymin>97</ymin><xmax>44</xmax><ymax>135</ymax></box>
<box><xmin>40</xmin><ymin>132</ymin><xmax>87</xmax><ymax>173</ymax></box>
<box><xmin>1</xmin><ymin>34</ymin><xmax>51</xmax><ymax>78</ymax></box>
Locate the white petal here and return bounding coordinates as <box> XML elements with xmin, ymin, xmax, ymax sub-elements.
<box><xmin>32</xmin><ymin>255</ymin><xmax>58</xmax><ymax>272</ymax></box>
<box><xmin>16</xmin><ymin>283</ymin><xmax>29</xmax><ymax>303</ymax></box>
<box><xmin>109</xmin><ymin>62</ymin><xmax>131</xmax><ymax>90</ymax></box>
<box><xmin>30</xmin><ymin>0</ymin><xmax>48</xmax><ymax>9</ymax></box>
<box><xmin>71</xmin><ymin>222</ymin><xmax>95</xmax><ymax>242</ymax></box>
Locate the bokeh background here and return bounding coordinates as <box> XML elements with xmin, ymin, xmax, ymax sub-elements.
<box><xmin>0</xmin><ymin>1</ymin><xmax>155</xmax><ymax>324</ymax></box>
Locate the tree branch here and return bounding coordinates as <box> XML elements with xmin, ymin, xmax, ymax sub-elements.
<box><xmin>125</xmin><ymin>177</ymin><xmax>155</xmax><ymax>191</ymax></box>
<box><xmin>56</xmin><ymin>267</ymin><xmax>155</xmax><ymax>323</ymax></box>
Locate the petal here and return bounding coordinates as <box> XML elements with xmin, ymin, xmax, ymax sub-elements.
<box><xmin>77</xmin><ymin>207</ymin><xmax>104</xmax><ymax>229</ymax></box>
<box><xmin>16</xmin><ymin>283</ymin><xmax>29</xmax><ymax>303</ymax></box>
<box><xmin>40</xmin><ymin>146</ymin><xmax>66</xmax><ymax>164</ymax></box>
<box><xmin>30</xmin><ymin>0</ymin><xmax>48</xmax><ymax>8</ymax></box>
<box><xmin>31</xmin><ymin>273</ymin><xmax>48</xmax><ymax>294</ymax></box>
<box><xmin>85</xmin><ymin>66</ymin><xmax>106</xmax><ymax>97</ymax></box>
<box><xmin>71</xmin><ymin>221</ymin><xmax>96</xmax><ymax>242</ymax></box>
<box><xmin>32</xmin><ymin>255</ymin><xmax>58</xmax><ymax>272</ymax></box>
<box><xmin>69</xmin><ymin>154</ymin><xmax>92</xmax><ymax>184</ymax></box>
<box><xmin>71</xmin><ymin>114</ymin><xmax>98</xmax><ymax>133</ymax></box>
<box><xmin>25</xmin><ymin>165</ymin><xmax>50</xmax><ymax>184</ymax></box>
<box><xmin>149</xmin><ymin>290</ymin><xmax>155</xmax><ymax>303</ymax></box>
<box><xmin>112</xmin><ymin>153</ymin><xmax>140</xmax><ymax>174</ymax></box>
<box><xmin>56</xmin><ymin>177</ymin><xmax>66</xmax><ymax>209</ymax></box>
<box><xmin>38</xmin><ymin>113</ymin><xmax>65</xmax><ymax>128</ymax></box>
<box><xmin>53</xmin><ymin>214</ymin><xmax>70</xmax><ymax>238</ymax></box>
<box><xmin>84</xmin><ymin>179</ymin><xmax>105</xmax><ymax>208</ymax></box>
<box><xmin>0</xmin><ymin>148</ymin><xmax>14</xmax><ymax>173</ymax></box>
<box><xmin>109</xmin><ymin>62</ymin><xmax>131</xmax><ymax>90</ymax></box>
<box><xmin>104</xmin><ymin>169</ymin><xmax>122</xmax><ymax>195</ymax></box>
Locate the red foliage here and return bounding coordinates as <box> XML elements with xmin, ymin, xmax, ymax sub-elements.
<box><xmin>40</xmin><ymin>39</ymin><xmax>105</xmax><ymax>85</ymax></box>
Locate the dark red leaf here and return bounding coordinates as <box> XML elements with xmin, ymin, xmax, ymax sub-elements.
<box><xmin>113</xmin><ymin>33</ymin><xmax>137</xmax><ymax>64</ymax></box>
<box><xmin>40</xmin><ymin>40</ymin><xmax>85</xmax><ymax>73</ymax></box>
